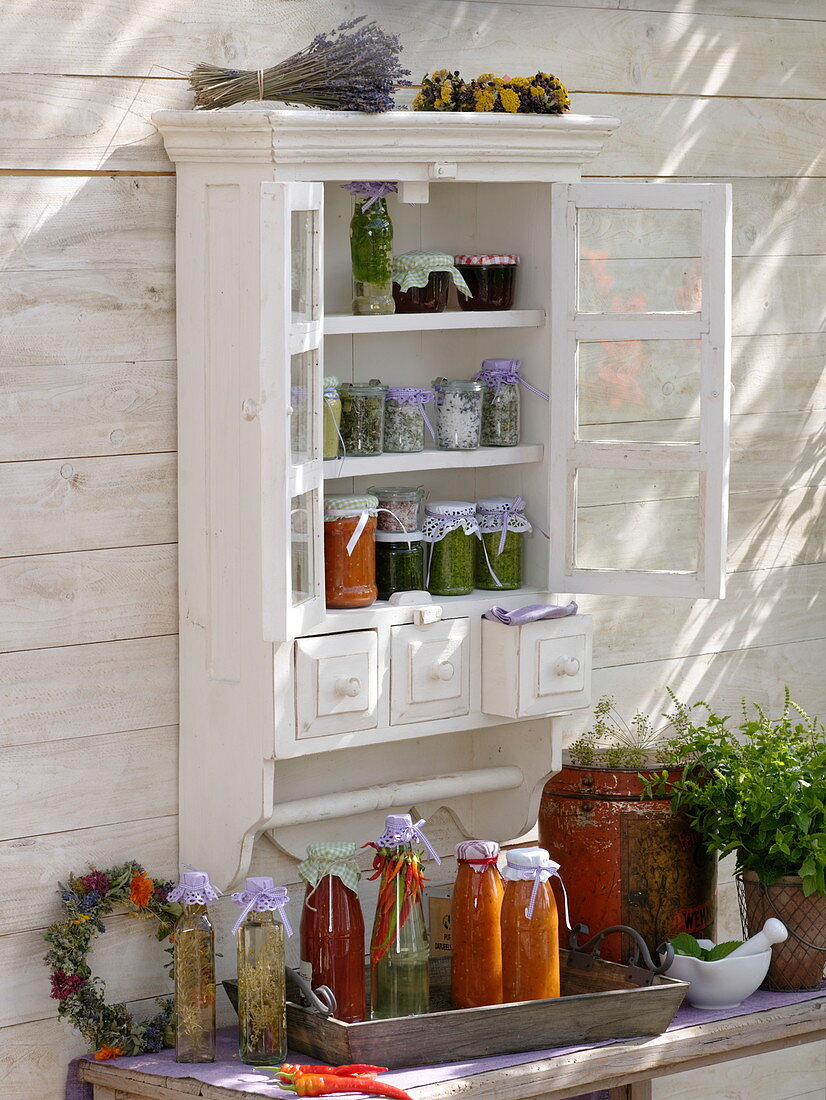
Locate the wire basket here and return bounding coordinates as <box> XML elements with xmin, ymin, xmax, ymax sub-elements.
<box><xmin>737</xmin><ymin>871</ymin><xmax>826</xmax><ymax>991</ymax></box>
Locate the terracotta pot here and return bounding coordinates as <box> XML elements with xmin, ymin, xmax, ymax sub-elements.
<box><xmin>539</xmin><ymin>765</ymin><xmax>716</xmax><ymax>962</ymax></box>
<box><xmin>740</xmin><ymin>870</ymin><xmax>826</xmax><ymax>991</ymax></box>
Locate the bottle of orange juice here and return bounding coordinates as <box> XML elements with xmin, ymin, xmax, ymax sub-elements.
<box><xmin>451</xmin><ymin>840</ymin><xmax>504</xmax><ymax>1008</ymax></box>
<box><xmin>500</xmin><ymin>847</ymin><xmax>561</xmax><ymax>1002</ymax></box>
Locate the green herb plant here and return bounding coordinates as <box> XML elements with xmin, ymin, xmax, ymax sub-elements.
<box><xmin>669</xmin><ymin>933</ymin><xmax>743</xmax><ymax>962</ymax></box>
<box><xmin>568</xmin><ymin>694</ymin><xmax>672</xmax><ymax>769</ymax></box>
<box><xmin>646</xmin><ymin>689</ymin><xmax>826</xmax><ymax>897</ymax></box>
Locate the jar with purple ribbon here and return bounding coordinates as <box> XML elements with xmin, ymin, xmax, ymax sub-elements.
<box><xmin>168</xmin><ymin>870</ymin><xmax>220</xmax><ymax>1063</ymax></box>
<box><xmin>433</xmin><ymin>378</ymin><xmax>484</xmax><ymax>451</ymax></box>
<box><xmin>422</xmin><ymin>501</ymin><xmax>479</xmax><ymax>596</ymax></box>
<box><xmin>231</xmin><ymin>877</ymin><xmax>291</xmax><ymax>1065</ymax></box>
<box><xmin>475</xmin><ymin>496</ymin><xmax>532</xmax><ymax>590</ymax></box>
<box><xmin>342</xmin><ymin>182</ymin><xmax>397</xmax><ymax>316</ymax></box>
<box><xmin>475</xmin><ymin>359</ymin><xmax>549</xmax><ymax>447</ymax></box>
<box><xmin>383</xmin><ymin>387</ymin><xmax>436</xmax><ymax>453</ymax></box>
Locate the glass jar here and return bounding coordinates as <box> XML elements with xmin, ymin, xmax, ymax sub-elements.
<box><xmin>500</xmin><ymin>847</ymin><xmax>560</xmax><ymax>1003</ymax></box>
<box><xmin>375</xmin><ymin>532</ymin><xmax>425</xmax><ymax>600</ymax></box>
<box><xmin>383</xmin><ymin>388</ymin><xmax>435</xmax><ymax>453</ymax></box>
<box><xmin>475</xmin><ymin>497</ymin><xmax>531</xmax><ymax>591</ymax></box>
<box><xmin>339</xmin><ymin>382</ymin><xmax>387</xmax><ymax>457</ymax></box>
<box><xmin>167</xmin><ymin>872</ymin><xmax>219</xmax><ymax>1064</ymax></box>
<box><xmin>393</xmin><ymin>271</ymin><xmax>449</xmax><ymax>314</ymax></box>
<box><xmin>368</xmin><ymin>814</ymin><xmax>434</xmax><ymax>1020</ymax></box>
<box><xmin>298</xmin><ymin>843</ymin><xmax>366</xmax><ymax>1024</ymax></box>
<box><xmin>323</xmin><ymin>494</ymin><xmax>378</xmax><ymax>608</ymax></box>
<box><xmin>475</xmin><ymin>359</ymin><xmax>521</xmax><ymax>446</ymax></box>
<box><xmin>232</xmin><ymin>878</ymin><xmax>289</xmax><ymax>1065</ymax></box>
<box><xmin>451</xmin><ymin>841</ymin><xmax>504</xmax><ymax>1009</ymax></box>
<box><xmin>423</xmin><ymin>502</ymin><xmax>478</xmax><ymax>597</ymax></box>
<box><xmin>323</xmin><ymin>376</ymin><xmax>342</xmax><ymax>459</ymax></box>
<box><xmin>433</xmin><ymin>378</ymin><xmax>483</xmax><ymax>451</ymax></box>
<box><xmin>454</xmin><ymin>254</ymin><xmax>520</xmax><ymax>311</ymax></box>
<box><xmin>350</xmin><ymin>196</ymin><xmax>394</xmax><ymax>316</ymax></box>
<box><xmin>369</xmin><ymin>485</ymin><xmax>425</xmax><ymax>533</ymax></box>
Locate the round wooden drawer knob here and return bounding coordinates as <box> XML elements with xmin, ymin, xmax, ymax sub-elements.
<box><xmin>431</xmin><ymin>660</ymin><xmax>455</xmax><ymax>682</ymax></box>
<box><xmin>335</xmin><ymin>676</ymin><xmax>362</xmax><ymax>698</ymax></box>
<box><xmin>554</xmin><ymin>656</ymin><xmax>581</xmax><ymax>677</ymax></box>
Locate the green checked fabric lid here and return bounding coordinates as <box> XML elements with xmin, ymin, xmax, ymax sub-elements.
<box><xmin>297</xmin><ymin>842</ymin><xmax>361</xmax><ymax>892</ymax></box>
<box><xmin>324</xmin><ymin>493</ymin><xmax>378</xmax><ymax>520</ymax></box>
<box><xmin>392</xmin><ymin>250</ymin><xmax>472</xmax><ymax>296</ymax></box>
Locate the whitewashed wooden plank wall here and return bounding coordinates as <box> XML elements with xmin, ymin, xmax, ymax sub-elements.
<box><xmin>1</xmin><ymin>2</ymin><xmax>824</xmax><ymax>1097</ymax></box>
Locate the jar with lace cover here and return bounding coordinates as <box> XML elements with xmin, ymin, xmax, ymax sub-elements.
<box><xmin>422</xmin><ymin>501</ymin><xmax>479</xmax><ymax>597</ymax></box>
<box><xmin>475</xmin><ymin>496</ymin><xmax>532</xmax><ymax>590</ymax></box>
<box><xmin>168</xmin><ymin>871</ymin><xmax>220</xmax><ymax>1064</ymax></box>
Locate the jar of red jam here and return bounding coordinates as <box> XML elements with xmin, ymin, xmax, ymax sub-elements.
<box><xmin>454</xmin><ymin>254</ymin><xmax>520</xmax><ymax>311</ymax></box>
<box><xmin>323</xmin><ymin>494</ymin><xmax>378</xmax><ymax>608</ymax></box>
<box><xmin>391</xmin><ymin>251</ymin><xmax>473</xmax><ymax>314</ymax></box>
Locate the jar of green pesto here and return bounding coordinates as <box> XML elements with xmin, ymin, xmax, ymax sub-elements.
<box><xmin>475</xmin><ymin>496</ymin><xmax>532</xmax><ymax>591</ymax></box>
<box><xmin>323</xmin><ymin>376</ymin><xmax>342</xmax><ymax>460</ymax></box>
<box><xmin>375</xmin><ymin>532</ymin><xmax>425</xmax><ymax>600</ymax></box>
<box><xmin>339</xmin><ymin>381</ymin><xmax>388</xmax><ymax>457</ymax></box>
<box><xmin>422</xmin><ymin>502</ymin><xmax>479</xmax><ymax>597</ymax></box>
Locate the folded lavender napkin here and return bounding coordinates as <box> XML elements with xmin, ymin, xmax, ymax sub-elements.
<box><xmin>483</xmin><ymin>600</ymin><xmax>578</xmax><ymax>625</ymax></box>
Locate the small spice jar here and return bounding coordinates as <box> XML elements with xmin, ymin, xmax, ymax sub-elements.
<box><xmin>423</xmin><ymin>501</ymin><xmax>479</xmax><ymax>597</ymax></box>
<box><xmin>323</xmin><ymin>494</ymin><xmax>378</xmax><ymax>608</ymax></box>
<box><xmin>339</xmin><ymin>382</ymin><xmax>387</xmax><ymax>457</ymax></box>
<box><xmin>391</xmin><ymin>251</ymin><xmax>473</xmax><ymax>314</ymax></box>
<box><xmin>375</xmin><ymin>532</ymin><xmax>425</xmax><ymax>600</ymax></box>
<box><xmin>475</xmin><ymin>497</ymin><xmax>531</xmax><ymax>590</ymax></box>
<box><xmin>322</xmin><ymin>376</ymin><xmax>342</xmax><ymax>459</ymax></box>
<box><xmin>383</xmin><ymin>388</ymin><xmax>436</xmax><ymax>453</ymax></box>
<box><xmin>369</xmin><ymin>486</ymin><xmax>425</xmax><ymax>533</ymax></box>
<box><xmin>433</xmin><ymin>378</ymin><xmax>484</xmax><ymax>451</ymax></box>
<box><xmin>454</xmin><ymin>255</ymin><xmax>520</xmax><ymax>311</ymax></box>
<box><xmin>475</xmin><ymin>360</ymin><xmax>521</xmax><ymax>447</ymax></box>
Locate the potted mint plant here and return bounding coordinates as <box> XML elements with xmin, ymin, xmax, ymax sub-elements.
<box><xmin>653</xmin><ymin>689</ymin><xmax>826</xmax><ymax>990</ymax></box>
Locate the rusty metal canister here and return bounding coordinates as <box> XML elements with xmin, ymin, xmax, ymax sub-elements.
<box><xmin>539</xmin><ymin>765</ymin><xmax>716</xmax><ymax>962</ymax></box>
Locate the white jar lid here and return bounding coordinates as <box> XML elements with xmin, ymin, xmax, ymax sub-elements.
<box><xmin>426</xmin><ymin>500</ymin><xmax>475</xmax><ymax>516</ymax></box>
<box><xmin>374</xmin><ymin>530</ymin><xmax>423</xmax><ymax>543</ymax></box>
<box><xmin>505</xmin><ymin>846</ymin><xmax>550</xmax><ymax>868</ymax></box>
<box><xmin>476</xmin><ymin>496</ymin><xmax>526</xmax><ymax>513</ymax></box>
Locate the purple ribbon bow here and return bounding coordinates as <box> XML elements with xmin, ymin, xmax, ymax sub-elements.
<box><xmin>377</xmin><ymin>817</ymin><xmax>441</xmax><ymax>865</ymax></box>
<box><xmin>493</xmin><ymin>495</ymin><xmax>525</xmax><ymax>556</ymax></box>
<box><xmin>474</xmin><ymin>359</ymin><xmax>549</xmax><ymax>402</ymax></box>
<box><xmin>386</xmin><ymin>386</ymin><xmax>436</xmax><ymax>440</ymax></box>
<box><xmin>231</xmin><ymin>884</ymin><xmax>292</xmax><ymax>937</ymax></box>
<box><xmin>524</xmin><ymin>858</ymin><xmax>572</xmax><ymax>927</ymax></box>
<box><xmin>340</xmin><ymin>181</ymin><xmax>398</xmax><ymax>210</ymax></box>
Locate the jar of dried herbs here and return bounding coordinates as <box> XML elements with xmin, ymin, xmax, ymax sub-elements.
<box><xmin>339</xmin><ymin>381</ymin><xmax>387</xmax><ymax>457</ymax></box>
<box><xmin>433</xmin><ymin>378</ymin><xmax>484</xmax><ymax>451</ymax></box>
<box><xmin>231</xmin><ymin>878</ymin><xmax>291</xmax><ymax>1066</ymax></box>
<box><xmin>375</xmin><ymin>532</ymin><xmax>425</xmax><ymax>600</ymax></box>
<box><xmin>474</xmin><ymin>359</ymin><xmax>548</xmax><ymax>446</ymax></box>
<box><xmin>369</xmin><ymin>485</ymin><xmax>425</xmax><ymax>533</ymax></box>
<box><xmin>475</xmin><ymin>496</ymin><xmax>532</xmax><ymax>591</ymax></box>
<box><xmin>383</xmin><ymin>387</ymin><xmax>436</xmax><ymax>453</ymax></box>
<box><xmin>323</xmin><ymin>376</ymin><xmax>342</xmax><ymax>459</ymax></box>
<box><xmin>422</xmin><ymin>501</ymin><xmax>479</xmax><ymax>597</ymax></box>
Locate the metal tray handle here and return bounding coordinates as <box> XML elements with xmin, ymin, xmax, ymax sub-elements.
<box><xmin>566</xmin><ymin>923</ymin><xmax>675</xmax><ymax>986</ymax></box>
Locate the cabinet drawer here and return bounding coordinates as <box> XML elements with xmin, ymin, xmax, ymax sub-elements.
<box><xmin>295</xmin><ymin>630</ymin><xmax>379</xmax><ymax>738</ymax></box>
<box><xmin>482</xmin><ymin>616</ymin><xmax>592</xmax><ymax>720</ymax></box>
<box><xmin>390</xmin><ymin>618</ymin><xmax>471</xmax><ymax>724</ymax></box>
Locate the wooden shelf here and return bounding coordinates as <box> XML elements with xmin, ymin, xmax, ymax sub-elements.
<box><xmin>323</xmin><ymin>308</ymin><xmax>545</xmax><ymax>335</ymax></box>
<box><xmin>324</xmin><ymin>443</ymin><xmax>544</xmax><ymax>479</ymax></box>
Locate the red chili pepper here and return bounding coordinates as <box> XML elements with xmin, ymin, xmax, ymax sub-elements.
<box><xmin>287</xmin><ymin>1073</ymin><xmax>413</xmax><ymax>1100</ymax></box>
<box><xmin>276</xmin><ymin>1065</ymin><xmax>387</xmax><ymax>1084</ymax></box>
<box><xmin>334</xmin><ymin>1066</ymin><xmax>389</xmax><ymax>1076</ymax></box>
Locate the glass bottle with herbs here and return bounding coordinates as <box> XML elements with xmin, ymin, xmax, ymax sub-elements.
<box><xmin>475</xmin><ymin>496</ymin><xmax>532</xmax><ymax>590</ymax></box>
<box><xmin>231</xmin><ymin>878</ymin><xmax>291</xmax><ymax>1065</ymax></box>
<box><xmin>298</xmin><ymin>842</ymin><xmax>366</xmax><ymax>1024</ymax></box>
<box><xmin>342</xmin><ymin>182</ymin><xmax>397</xmax><ymax>316</ymax></box>
<box><xmin>167</xmin><ymin>871</ymin><xmax>219</xmax><ymax>1063</ymax></box>
<box><xmin>433</xmin><ymin>378</ymin><xmax>484</xmax><ymax>450</ymax></box>
<box><xmin>367</xmin><ymin>814</ymin><xmax>440</xmax><ymax>1020</ymax></box>
<box><xmin>339</xmin><ymin>381</ymin><xmax>387</xmax><ymax>457</ymax></box>
<box><xmin>422</xmin><ymin>501</ymin><xmax>479</xmax><ymax>597</ymax></box>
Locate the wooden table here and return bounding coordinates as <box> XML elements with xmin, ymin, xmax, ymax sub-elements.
<box><xmin>78</xmin><ymin>997</ymin><xmax>825</xmax><ymax>1100</ymax></box>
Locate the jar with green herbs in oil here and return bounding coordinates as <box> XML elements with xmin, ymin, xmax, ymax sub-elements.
<box><xmin>422</xmin><ymin>502</ymin><xmax>479</xmax><ymax>597</ymax></box>
<box><xmin>475</xmin><ymin>497</ymin><xmax>532</xmax><ymax>591</ymax></box>
<box><xmin>343</xmin><ymin>182</ymin><xmax>397</xmax><ymax>316</ymax></box>
<box><xmin>167</xmin><ymin>871</ymin><xmax>220</xmax><ymax>1064</ymax></box>
<box><xmin>339</xmin><ymin>382</ymin><xmax>387</xmax><ymax>457</ymax></box>
<box><xmin>231</xmin><ymin>878</ymin><xmax>290</xmax><ymax>1066</ymax></box>
<box><xmin>375</xmin><ymin>532</ymin><xmax>425</xmax><ymax>600</ymax></box>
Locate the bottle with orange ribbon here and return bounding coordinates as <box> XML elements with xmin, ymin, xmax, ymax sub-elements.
<box><xmin>500</xmin><ymin>847</ymin><xmax>570</xmax><ymax>1003</ymax></box>
<box><xmin>366</xmin><ymin>814</ymin><xmax>440</xmax><ymax>1019</ymax></box>
<box><xmin>451</xmin><ymin>840</ymin><xmax>505</xmax><ymax>1009</ymax></box>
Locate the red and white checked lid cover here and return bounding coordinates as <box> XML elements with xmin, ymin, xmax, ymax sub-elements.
<box><xmin>456</xmin><ymin>840</ymin><xmax>500</xmax><ymax>863</ymax></box>
<box><xmin>453</xmin><ymin>254</ymin><xmax>520</xmax><ymax>266</ymax></box>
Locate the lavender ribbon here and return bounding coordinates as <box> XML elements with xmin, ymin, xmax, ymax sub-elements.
<box><xmin>340</xmin><ymin>181</ymin><xmax>398</xmax><ymax>211</ymax></box>
<box><xmin>483</xmin><ymin>601</ymin><xmax>578</xmax><ymax>625</ymax></box>
<box><xmin>523</xmin><ymin>859</ymin><xmax>572</xmax><ymax>927</ymax></box>
<box><xmin>495</xmin><ymin>496</ymin><xmax>525</xmax><ymax>556</ymax></box>
<box><xmin>377</xmin><ymin>817</ymin><xmax>442</xmax><ymax>865</ymax></box>
<box><xmin>386</xmin><ymin>386</ymin><xmax>436</xmax><ymax>440</ymax></box>
<box><xmin>474</xmin><ymin>359</ymin><xmax>549</xmax><ymax>402</ymax></box>
<box><xmin>231</xmin><ymin>884</ymin><xmax>292</xmax><ymax>937</ymax></box>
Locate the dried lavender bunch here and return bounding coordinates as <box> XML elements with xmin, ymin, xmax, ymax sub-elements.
<box><xmin>189</xmin><ymin>17</ymin><xmax>410</xmax><ymax>112</ymax></box>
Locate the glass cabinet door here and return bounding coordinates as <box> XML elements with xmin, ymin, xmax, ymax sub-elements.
<box><xmin>549</xmin><ymin>182</ymin><xmax>732</xmax><ymax>598</ymax></box>
<box><xmin>260</xmin><ymin>182</ymin><xmax>326</xmax><ymax>640</ymax></box>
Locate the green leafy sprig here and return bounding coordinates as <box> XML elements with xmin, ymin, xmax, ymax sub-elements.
<box><xmin>670</xmin><ymin>933</ymin><xmax>743</xmax><ymax>962</ymax></box>
<box><xmin>568</xmin><ymin>694</ymin><xmax>673</xmax><ymax>769</ymax></box>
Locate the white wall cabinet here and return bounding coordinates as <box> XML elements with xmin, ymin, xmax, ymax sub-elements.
<box><xmin>155</xmin><ymin>107</ymin><xmax>731</xmax><ymax>888</ymax></box>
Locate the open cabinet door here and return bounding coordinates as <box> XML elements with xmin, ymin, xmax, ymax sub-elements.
<box><xmin>549</xmin><ymin>182</ymin><xmax>732</xmax><ymax>598</ymax></box>
<box><xmin>260</xmin><ymin>182</ymin><xmax>326</xmax><ymax>640</ymax></box>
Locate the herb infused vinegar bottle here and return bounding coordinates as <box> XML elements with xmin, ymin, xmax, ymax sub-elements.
<box><xmin>367</xmin><ymin>814</ymin><xmax>441</xmax><ymax>1019</ymax></box>
<box><xmin>231</xmin><ymin>878</ymin><xmax>291</xmax><ymax>1065</ymax></box>
<box><xmin>342</xmin><ymin>182</ymin><xmax>397</xmax><ymax>316</ymax></box>
<box><xmin>167</xmin><ymin>871</ymin><xmax>219</xmax><ymax>1063</ymax></box>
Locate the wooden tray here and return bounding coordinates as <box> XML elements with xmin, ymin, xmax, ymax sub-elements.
<box><xmin>280</xmin><ymin>951</ymin><xmax>687</xmax><ymax>1069</ymax></box>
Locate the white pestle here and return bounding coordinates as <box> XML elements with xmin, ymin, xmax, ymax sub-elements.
<box><xmin>726</xmin><ymin>918</ymin><xmax>788</xmax><ymax>959</ymax></box>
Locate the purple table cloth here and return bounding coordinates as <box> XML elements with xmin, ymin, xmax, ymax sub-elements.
<box><xmin>68</xmin><ymin>988</ymin><xmax>826</xmax><ymax>1100</ymax></box>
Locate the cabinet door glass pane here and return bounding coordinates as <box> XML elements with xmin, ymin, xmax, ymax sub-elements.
<box><xmin>578</xmin><ymin>339</ymin><xmax>701</xmax><ymax>443</ymax></box>
<box><xmin>290</xmin><ymin>350</ymin><xmax>317</xmax><ymax>464</ymax></box>
<box><xmin>578</xmin><ymin>208</ymin><xmax>702</xmax><ymax>313</ymax></box>
<box><xmin>291</xmin><ymin>490</ymin><xmax>316</xmax><ymax>606</ymax></box>
<box><xmin>575</xmin><ymin>468</ymin><xmax>699</xmax><ymax>572</ymax></box>
<box><xmin>291</xmin><ymin>209</ymin><xmax>317</xmax><ymax>323</ymax></box>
